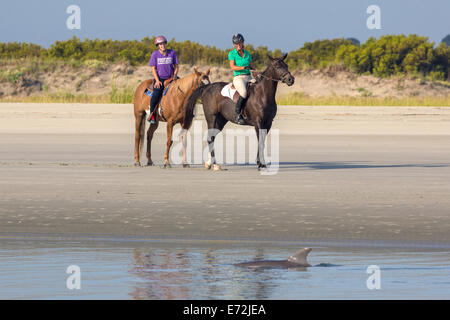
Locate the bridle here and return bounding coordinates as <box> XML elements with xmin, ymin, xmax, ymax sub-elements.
<box><xmin>256</xmin><ymin>70</ymin><xmax>291</xmax><ymax>83</ymax></box>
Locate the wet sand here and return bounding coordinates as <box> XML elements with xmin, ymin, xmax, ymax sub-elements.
<box><xmin>1</xmin><ymin>103</ymin><xmax>450</xmax><ymax>246</ymax></box>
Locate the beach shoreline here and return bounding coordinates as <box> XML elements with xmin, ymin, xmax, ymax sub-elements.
<box><xmin>1</xmin><ymin>103</ymin><xmax>450</xmax><ymax>247</ymax></box>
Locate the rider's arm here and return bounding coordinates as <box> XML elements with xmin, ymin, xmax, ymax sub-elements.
<box><xmin>229</xmin><ymin>60</ymin><xmax>247</xmax><ymax>71</ymax></box>
<box><xmin>152</xmin><ymin>66</ymin><xmax>160</xmax><ymax>82</ymax></box>
<box><xmin>172</xmin><ymin>50</ymin><xmax>180</xmax><ymax>79</ymax></box>
<box><xmin>152</xmin><ymin>66</ymin><xmax>162</xmax><ymax>87</ymax></box>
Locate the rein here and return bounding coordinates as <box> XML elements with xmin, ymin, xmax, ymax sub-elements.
<box><xmin>176</xmin><ymin>75</ymin><xmax>204</xmax><ymax>95</ymax></box>
<box><xmin>256</xmin><ymin>71</ymin><xmax>289</xmax><ymax>83</ymax></box>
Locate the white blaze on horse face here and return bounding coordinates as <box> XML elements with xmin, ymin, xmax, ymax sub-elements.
<box><xmin>202</xmin><ymin>79</ymin><xmax>210</xmax><ymax>85</ymax></box>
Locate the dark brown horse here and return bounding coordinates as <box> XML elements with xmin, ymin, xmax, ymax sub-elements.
<box><xmin>133</xmin><ymin>68</ymin><xmax>210</xmax><ymax>167</ymax></box>
<box><xmin>182</xmin><ymin>54</ymin><xmax>294</xmax><ymax>170</ymax></box>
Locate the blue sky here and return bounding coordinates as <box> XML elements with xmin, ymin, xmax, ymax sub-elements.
<box><xmin>1</xmin><ymin>0</ymin><xmax>449</xmax><ymax>51</ymax></box>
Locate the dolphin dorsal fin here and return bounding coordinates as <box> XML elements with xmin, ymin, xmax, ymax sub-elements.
<box><xmin>287</xmin><ymin>248</ymin><xmax>312</xmax><ymax>265</ymax></box>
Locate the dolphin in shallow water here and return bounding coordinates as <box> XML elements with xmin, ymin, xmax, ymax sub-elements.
<box><xmin>234</xmin><ymin>248</ymin><xmax>313</xmax><ymax>269</ymax></box>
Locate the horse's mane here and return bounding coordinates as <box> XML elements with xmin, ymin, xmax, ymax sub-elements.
<box><xmin>171</xmin><ymin>72</ymin><xmax>196</xmax><ymax>95</ymax></box>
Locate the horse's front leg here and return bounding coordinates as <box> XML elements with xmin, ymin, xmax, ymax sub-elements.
<box><xmin>164</xmin><ymin>121</ymin><xmax>174</xmax><ymax>168</ymax></box>
<box><xmin>255</xmin><ymin>124</ymin><xmax>269</xmax><ymax>170</ymax></box>
<box><xmin>146</xmin><ymin>121</ymin><xmax>159</xmax><ymax>166</ymax></box>
<box><xmin>134</xmin><ymin>114</ymin><xmax>143</xmax><ymax>166</ymax></box>
<box><xmin>206</xmin><ymin>127</ymin><xmax>221</xmax><ymax>171</ymax></box>
<box><xmin>180</xmin><ymin>129</ymin><xmax>190</xmax><ymax>168</ymax></box>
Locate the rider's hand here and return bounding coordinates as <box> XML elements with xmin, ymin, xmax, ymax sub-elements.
<box><xmin>173</xmin><ymin>75</ymin><xmax>178</xmax><ymax>80</ymax></box>
<box><xmin>154</xmin><ymin>80</ymin><xmax>162</xmax><ymax>88</ymax></box>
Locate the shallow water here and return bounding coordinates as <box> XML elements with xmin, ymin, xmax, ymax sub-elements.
<box><xmin>0</xmin><ymin>239</ymin><xmax>449</xmax><ymax>299</ymax></box>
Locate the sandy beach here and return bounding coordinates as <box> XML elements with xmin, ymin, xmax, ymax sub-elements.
<box><xmin>1</xmin><ymin>103</ymin><xmax>450</xmax><ymax>246</ymax></box>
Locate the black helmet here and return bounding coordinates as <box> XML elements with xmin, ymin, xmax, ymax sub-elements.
<box><xmin>232</xmin><ymin>33</ymin><xmax>245</xmax><ymax>44</ymax></box>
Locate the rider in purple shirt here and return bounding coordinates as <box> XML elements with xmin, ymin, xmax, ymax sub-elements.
<box><xmin>148</xmin><ymin>35</ymin><xmax>179</xmax><ymax>123</ymax></box>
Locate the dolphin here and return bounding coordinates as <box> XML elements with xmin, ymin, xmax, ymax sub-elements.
<box><xmin>234</xmin><ymin>248</ymin><xmax>313</xmax><ymax>269</ymax></box>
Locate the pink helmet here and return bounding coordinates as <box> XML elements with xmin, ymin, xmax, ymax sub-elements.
<box><xmin>154</xmin><ymin>36</ymin><xmax>167</xmax><ymax>46</ymax></box>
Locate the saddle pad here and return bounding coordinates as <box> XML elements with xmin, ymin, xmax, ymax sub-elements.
<box><xmin>220</xmin><ymin>83</ymin><xmax>237</xmax><ymax>100</ymax></box>
<box><xmin>144</xmin><ymin>87</ymin><xmax>153</xmax><ymax>97</ymax></box>
<box><xmin>144</xmin><ymin>80</ymin><xmax>173</xmax><ymax>97</ymax></box>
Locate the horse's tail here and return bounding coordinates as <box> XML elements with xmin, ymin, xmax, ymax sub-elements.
<box><xmin>182</xmin><ymin>85</ymin><xmax>207</xmax><ymax>130</ymax></box>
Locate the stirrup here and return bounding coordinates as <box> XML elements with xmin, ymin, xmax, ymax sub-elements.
<box><xmin>235</xmin><ymin>113</ymin><xmax>245</xmax><ymax>125</ymax></box>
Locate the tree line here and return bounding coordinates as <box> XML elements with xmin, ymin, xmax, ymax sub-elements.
<box><xmin>0</xmin><ymin>34</ymin><xmax>449</xmax><ymax>80</ymax></box>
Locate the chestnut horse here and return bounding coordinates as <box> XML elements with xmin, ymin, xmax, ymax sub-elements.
<box><xmin>182</xmin><ymin>54</ymin><xmax>294</xmax><ymax>170</ymax></box>
<box><xmin>133</xmin><ymin>68</ymin><xmax>210</xmax><ymax>167</ymax></box>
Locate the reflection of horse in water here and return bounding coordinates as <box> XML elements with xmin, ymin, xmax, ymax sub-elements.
<box><xmin>129</xmin><ymin>248</ymin><xmax>275</xmax><ymax>299</ymax></box>
<box><xmin>133</xmin><ymin>68</ymin><xmax>211</xmax><ymax>167</ymax></box>
<box><xmin>130</xmin><ymin>248</ymin><xmax>191</xmax><ymax>300</ymax></box>
<box><xmin>183</xmin><ymin>54</ymin><xmax>294</xmax><ymax>170</ymax></box>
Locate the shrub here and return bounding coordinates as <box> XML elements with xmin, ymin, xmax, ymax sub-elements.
<box><xmin>1</xmin><ymin>34</ymin><xmax>448</xmax><ymax>80</ymax></box>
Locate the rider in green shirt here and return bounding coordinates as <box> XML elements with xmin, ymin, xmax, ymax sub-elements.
<box><xmin>228</xmin><ymin>48</ymin><xmax>252</xmax><ymax>76</ymax></box>
<box><xmin>228</xmin><ymin>33</ymin><xmax>255</xmax><ymax>124</ymax></box>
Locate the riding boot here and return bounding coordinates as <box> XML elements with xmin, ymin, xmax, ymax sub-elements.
<box><xmin>148</xmin><ymin>103</ymin><xmax>157</xmax><ymax>124</ymax></box>
<box><xmin>235</xmin><ymin>96</ymin><xmax>247</xmax><ymax>125</ymax></box>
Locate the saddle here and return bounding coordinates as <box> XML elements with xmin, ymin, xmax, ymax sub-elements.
<box><xmin>220</xmin><ymin>80</ymin><xmax>255</xmax><ymax>103</ymax></box>
<box><xmin>144</xmin><ymin>77</ymin><xmax>174</xmax><ymax>97</ymax></box>
<box><xmin>220</xmin><ymin>83</ymin><xmax>240</xmax><ymax>103</ymax></box>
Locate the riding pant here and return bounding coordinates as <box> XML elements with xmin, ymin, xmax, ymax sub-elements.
<box><xmin>233</xmin><ymin>74</ymin><xmax>252</xmax><ymax>99</ymax></box>
<box><xmin>150</xmin><ymin>78</ymin><xmax>169</xmax><ymax>113</ymax></box>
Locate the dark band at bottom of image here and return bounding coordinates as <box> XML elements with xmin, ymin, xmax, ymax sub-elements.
<box><xmin>131</xmin><ymin>300</ymin><xmax>445</xmax><ymax>318</ymax></box>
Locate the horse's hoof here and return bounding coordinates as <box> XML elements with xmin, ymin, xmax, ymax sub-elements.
<box><xmin>213</xmin><ymin>164</ymin><xmax>221</xmax><ymax>171</ymax></box>
<box><xmin>134</xmin><ymin>162</ymin><xmax>141</xmax><ymax>167</ymax></box>
<box><xmin>164</xmin><ymin>163</ymin><xmax>171</xmax><ymax>169</ymax></box>
<box><xmin>258</xmin><ymin>164</ymin><xmax>267</xmax><ymax>171</ymax></box>
<box><xmin>146</xmin><ymin>161</ymin><xmax>153</xmax><ymax>166</ymax></box>
<box><xmin>183</xmin><ymin>163</ymin><xmax>190</xmax><ymax>168</ymax></box>
<box><xmin>205</xmin><ymin>162</ymin><xmax>211</xmax><ymax>170</ymax></box>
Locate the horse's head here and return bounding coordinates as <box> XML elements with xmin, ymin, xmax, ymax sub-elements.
<box><xmin>267</xmin><ymin>53</ymin><xmax>295</xmax><ymax>86</ymax></box>
<box><xmin>193</xmin><ymin>67</ymin><xmax>211</xmax><ymax>87</ymax></box>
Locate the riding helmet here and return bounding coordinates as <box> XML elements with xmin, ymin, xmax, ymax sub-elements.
<box><xmin>232</xmin><ymin>33</ymin><xmax>245</xmax><ymax>44</ymax></box>
<box><xmin>154</xmin><ymin>35</ymin><xmax>168</xmax><ymax>46</ymax></box>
